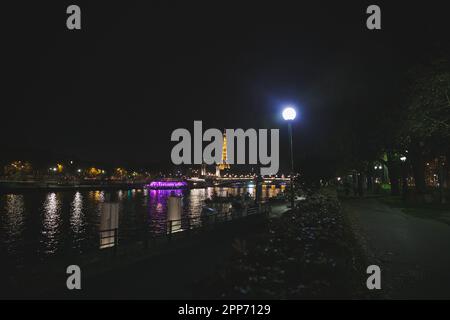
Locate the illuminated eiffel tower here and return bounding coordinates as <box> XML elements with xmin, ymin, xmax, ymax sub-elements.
<box><xmin>216</xmin><ymin>132</ymin><xmax>230</xmax><ymax>177</ymax></box>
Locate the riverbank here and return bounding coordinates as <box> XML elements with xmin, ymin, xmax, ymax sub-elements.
<box><xmin>0</xmin><ymin>180</ymin><xmax>146</xmax><ymax>193</ymax></box>
<box><xmin>1</xmin><ymin>188</ymin><xmax>370</xmax><ymax>299</ymax></box>
<box><xmin>196</xmin><ymin>188</ymin><xmax>370</xmax><ymax>299</ymax></box>
<box><xmin>1</xmin><ymin>213</ymin><xmax>267</xmax><ymax>299</ymax></box>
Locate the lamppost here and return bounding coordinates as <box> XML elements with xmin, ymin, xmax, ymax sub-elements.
<box><xmin>400</xmin><ymin>156</ymin><xmax>407</xmax><ymax>199</ymax></box>
<box><xmin>282</xmin><ymin>106</ymin><xmax>297</xmax><ymax>211</ymax></box>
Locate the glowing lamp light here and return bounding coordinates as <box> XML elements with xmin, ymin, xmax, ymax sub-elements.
<box><xmin>400</xmin><ymin>156</ymin><xmax>407</xmax><ymax>162</ymax></box>
<box><xmin>282</xmin><ymin>106</ymin><xmax>297</xmax><ymax>121</ymax></box>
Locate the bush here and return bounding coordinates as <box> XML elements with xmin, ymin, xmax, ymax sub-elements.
<box><xmin>203</xmin><ymin>190</ymin><xmax>365</xmax><ymax>299</ymax></box>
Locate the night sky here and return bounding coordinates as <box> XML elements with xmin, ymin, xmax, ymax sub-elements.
<box><xmin>2</xmin><ymin>1</ymin><xmax>449</xmax><ymax>170</ymax></box>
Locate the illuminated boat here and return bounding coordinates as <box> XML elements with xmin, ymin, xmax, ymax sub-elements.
<box><xmin>145</xmin><ymin>180</ymin><xmax>188</xmax><ymax>190</ymax></box>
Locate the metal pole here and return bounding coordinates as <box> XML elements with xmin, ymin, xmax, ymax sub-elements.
<box><xmin>288</xmin><ymin>122</ymin><xmax>295</xmax><ymax>211</ymax></box>
<box><xmin>114</xmin><ymin>228</ymin><xmax>118</xmax><ymax>256</ymax></box>
<box><xmin>439</xmin><ymin>157</ymin><xmax>445</xmax><ymax>204</ymax></box>
<box><xmin>401</xmin><ymin>162</ymin><xmax>408</xmax><ymax>200</ymax></box>
<box><xmin>168</xmin><ymin>220</ymin><xmax>172</xmax><ymax>242</ymax></box>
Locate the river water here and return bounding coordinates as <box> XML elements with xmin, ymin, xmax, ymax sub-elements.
<box><xmin>0</xmin><ymin>186</ymin><xmax>283</xmax><ymax>267</ymax></box>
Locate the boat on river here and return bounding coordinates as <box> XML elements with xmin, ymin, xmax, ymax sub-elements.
<box><xmin>145</xmin><ymin>179</ymin><xmax>188</xmax><ymax>190</ymax></box>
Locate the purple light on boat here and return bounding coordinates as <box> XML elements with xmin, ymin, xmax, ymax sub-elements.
<box><xmin>146</xmin><ymin>181</ymin><xmax>188</xmax><ymax>189</ymax></box>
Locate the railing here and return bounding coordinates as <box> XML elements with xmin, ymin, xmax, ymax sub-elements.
<box><xmin>99</xmin><ymin>228</ymin><xmax>119</xmax><ymax>251</ymax></box>
<box><xmin>166</xmin><ymin>202</ymin><xmax>270</xmax><ymax>234</ymax></box>
<box><xmin>99</xmin><ymin>203</ymin><xmax>271</xmax><ymax>254</ymax></box>
<box><xmin>0</xmin><ymin>203</ymin><xmax>272</xmax><ymax>273</ymax></box>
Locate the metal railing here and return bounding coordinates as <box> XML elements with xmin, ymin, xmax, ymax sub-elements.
<box><xmin>99</xmin><ymin>203</ymin><xmax>271</xmax><ymax>254</ymax></box>
<box><xmin>165</xmin><ymin>202</ymin><xmax>269</xmax><ymax>234</ymax></box>
<box><xmin>99</xmin><ymin>228</ymin><xmax>119</xmax><ymax>253</ymax></box>
<box><xmin>0</xmin><ymin>203</ymin><xmax>272</xmax><ymax>273</ymax></box>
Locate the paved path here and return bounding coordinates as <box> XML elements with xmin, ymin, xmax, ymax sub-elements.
<box><xmin>343</xmin><ymin>198</ymin><xmax>450</xmax><ymax>299</ymax></box>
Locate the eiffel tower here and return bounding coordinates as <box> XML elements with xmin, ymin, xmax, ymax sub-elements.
<box><xmin>216</xmin><ymin>131</ymin><xmax>230</xmax><ymax>177</ymax></box>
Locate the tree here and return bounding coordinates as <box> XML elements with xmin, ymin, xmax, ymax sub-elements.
<box><xmin>4</xmin><ymin>161</ymin><xmax>33</xmax><ymax>180</ymax></box>
<box><xmin>403</xmin><ymin>57</ymin><xmax>450</xmax><ymax>195</ymax></box>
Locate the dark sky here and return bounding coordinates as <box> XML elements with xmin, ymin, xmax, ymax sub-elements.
<box><xmin>2</xmin><ymin>1</ymin><xmax>450</xmax><ymax>170</ymax></box>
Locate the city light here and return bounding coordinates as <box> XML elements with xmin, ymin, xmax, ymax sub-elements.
<box><xmin>282</xmin><ymin>106</ymin><xmax>297</xmax><ymax>121</ymax></box>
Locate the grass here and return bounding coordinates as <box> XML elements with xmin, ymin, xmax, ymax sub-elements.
<box><xmin>379</xmin><ymin>195</ymin><xmax>450</xmax><ymax>225</ymax></box>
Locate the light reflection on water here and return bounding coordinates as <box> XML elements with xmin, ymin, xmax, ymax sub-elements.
<box><xmin>70</xmin><ymin>192</ymin><xmax>85</xmax><ymax>248</ymax></box>
<box><xmin>71</xmin><ymin>192</ymin><xmax>84</xmax><ymax>231</ymax></box>
<box><xmin>3</xmin><ymin>194</ymin><xmax>25</xmax><ymax>246</ymax></box>
<box><xmin>41</xmin><ymin>193</ymin><xmax>62</xmax><ymax>255</ymax></box>
<box><xmin>0</xmin><ymin>186</ymin><xmax>282</xmax><ymax>263</ymax></box>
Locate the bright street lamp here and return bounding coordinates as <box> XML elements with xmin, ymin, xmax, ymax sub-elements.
<box><xmin>282</xmin><ymin>106</ymin><xmax>297</xmax><ymax>210</ymax></box>
<box><xmin>282</xmin><ymin>106</ymin><xmax>297</xmax><ymax>121</ymax></box>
